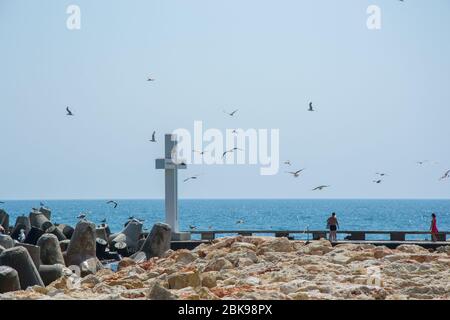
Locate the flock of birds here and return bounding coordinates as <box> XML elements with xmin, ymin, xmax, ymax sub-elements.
<box><xmin>3</xmin><ymin>63</ymin><xmax>449</xmax><ymax>229</ymax></box>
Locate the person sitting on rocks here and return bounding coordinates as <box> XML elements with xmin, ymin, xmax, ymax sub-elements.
<box><xmin>327</xmin><ymin>212</ymin><xmax>339</xmax><ymax>242</ymax></box>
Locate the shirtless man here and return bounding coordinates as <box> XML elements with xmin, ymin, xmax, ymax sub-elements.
<box><xmin>327</xmin><ymin>212</ymin><xmax>339</xmax><ymax>242</ymax></box>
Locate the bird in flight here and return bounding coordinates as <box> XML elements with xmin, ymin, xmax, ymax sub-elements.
<box><xmin>312</xmin><ymin>185</ymin><xmax>330</xmax><ymax>191</ymax></box>
<box><xmin>284</xmin><ymin>160</ymin><xmax>292</xmax><ymax>166</ymax></box>
<box><xmin>287</xmin><ymin>169</ymin><xmax>305</xmax><ymax>178</ymax></box>
<box><xmin>376</xmin><ymin>173</ymin><xmax>388</xmax><ymax>177</ymax></box>
<box><xmin>147</xmin><ymin>76</ymin><xmax>155</xmax><ymax>81</ymax></box>
<box><xmin>373</xmin><ymin>180</ymin><xmax>382</xmax><ymax>184</ymax></box>
<box><xmin>107</xmin><ymin>200</ymin><xmax>118</xmax><ymax>208</ymax></box>
<box><xmin>66</xmin><ymin>107</ymin><xmax>74</xmax><ymax>116</ymax></box>
<box><xmin>308</xmin><ymin>102</ymin><xmax>314</xmax><ymax>112</ymax></box>
<box><xmin>149</xmin><ymin>131</ymin><xmax>156</xmax><ymax>142</ymax></box>
<box><xmin>223</xmin><ymin>109</ymin><xmax>239</xmax><ymax>117</ymax></box>
<box><xmin>77</xmin><ymin>213</ymin><xmax>87</xmax><ymax>220</ymax></box>
<box><xmin>222</xmin><ymin>147</ymin><xmax>243</xmax><ymax>158</ymax></box>
<box><xmin>184</xmin><ymin>175</ymin><xmax>199</xmax><ymax>183</ymax></box>
<box><xmin>439</xmin><ymin>170</ymin><xmax>450</xmax><ymax>181</ymax></box>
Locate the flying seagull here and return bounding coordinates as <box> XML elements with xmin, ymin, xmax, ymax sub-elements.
<box><xmin>373</xmin><ymin>180</ymin><xmax>382</xmax><ymax>184</ymax></box>
<box><xmin>184</xmin><ymin>175</ymin><xmax>199</xmax><ymax>183</ymax></box>
<box><xmin>439</xmin><ymin>170</ymin><xmax>450</xmax><ymax>181</ymax></box>
<box><xmin>222</xmin><ymin>147</ymin><xmax>243</xmax><ymax>158</ymax></box>
<box><xmin>107</xmin><ymin>200</ymin><xmax>118</xmax><ymax>208</ymax></box>
<box><xmin>77</xmin><ymin>213</ymin><xmax>86</xmax><ymax>220</ymax></box>
<box><xmin>376</xmin><ymin>173</ymin><xmax>388</xmax><ymax>177</ymax></box>
<box><xmin>223</xmin><ymin>109</ymin><xmax>239</xmax><ymax>117</ymax></box>
<box><xmin>312</xmin><ymin>185</ymin><xmax>330</xmax><ymax>191</ymax></box>
<box><xmin>147</xmin><ymin>76</ymin><xmax>155</xmax><ymax>81</ymax></box>
<box><xmin>66</xmin><ymin>107</ymin><xmax>74</xmax><ymax>116</ymax></box>
<box><xmin>287</xmin><ymin>169</ymin><xmax>305</xmax><ymax>178</ymax></box>
<box><xmin>308</xmin><ymin>102</ymin><xmax>314</xmax><ymax>112</ymax></box>
<box><xmin>149</xmin><ymin>131</ymin><xmax>156</xmax><ymax>142</ymax></box>
<box><xmin>284</xmin><ymin>160</ymin><xmax>292</xmax><ymax>166</ymax></box>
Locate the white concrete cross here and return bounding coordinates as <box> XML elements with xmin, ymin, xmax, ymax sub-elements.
<box><xmin>155</xmin><ymin>134</ymin><xmax>187</xmax><ymax>236</ymax></box>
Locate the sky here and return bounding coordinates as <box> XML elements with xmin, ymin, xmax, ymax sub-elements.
<box><xmin>0</xmin><ymin>0</ymin><xmax>449</xmax><ymax>200</ymax></box>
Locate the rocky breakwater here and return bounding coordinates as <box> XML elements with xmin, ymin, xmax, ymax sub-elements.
<box><xmin>1</xmin><ymin>235</ymin><xmax>449</xmax><ymax>300</ymax></box>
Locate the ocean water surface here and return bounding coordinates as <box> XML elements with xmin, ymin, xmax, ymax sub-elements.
<box><xmin>2</xmin><ymin>199</ymin><xmax>449</xmax><ymax>240</ymax></box>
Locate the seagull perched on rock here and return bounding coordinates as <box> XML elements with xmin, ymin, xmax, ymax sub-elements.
<box><xmin>66</xmin><ymin>107</ymin><xmax>74</xmax><ymax>116</ymax></box>
<box><xmin>312</xmin><ymin>185</ymin><xmax>330</xmax><ymax>191</ymax></box>
<box><xmin>439</xmin><ymin>170</ymin><xmax>450</xmax><ymax>181</ymax></box>
<box><xmin>149</xmin><ymin>131</ymin><xmax>156</xmax><ymax>142</ymax></box>
<box><xmin>77</xmin><ymin>213</ymin><xmax>87</xmax><ymax>220</ymax></box>
<box><xmin>107</xmin><ymin>200</ymin><xmax>118</xmax><ymax>208</ymax></box>
<box><xmin>128</xmin><ymin>216</ymin><xmax>135</xmax><ymax>220</ymax></box>
<box><xmin>287</xmin><ymin>169</ymin><xmax>305</xmax><ymax>178</ymax></box>
<box><xmin>222</xmin><ymin>147</ymin><xmax>243</xmax><ymax>158</ymax></box>
<box><xmin>223</xmin><ymin>109</ymin><xmax>239</xmax><ymax>117</ymax></box>
<box><xmin>308</xmin><ymin>102</ymin><xmax>314</xmax><ymax>112</ymax></box>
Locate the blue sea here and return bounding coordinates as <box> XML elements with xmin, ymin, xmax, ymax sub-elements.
<box><xmin>1</xmin><ymin>199</ymin><xmax>449</xmax><ymax>241</ymax></box>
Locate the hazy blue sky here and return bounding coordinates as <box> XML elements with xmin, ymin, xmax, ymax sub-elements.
<box><xmin>1</xmin><ymin>0</ymin><xmax>449</xmax><ymax>200</ymax></box>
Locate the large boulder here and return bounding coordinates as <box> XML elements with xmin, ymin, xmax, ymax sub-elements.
<box><xmin>37</xmin><ymin>233</ymin><xmax>65</xmax><ymax>265</ymax></box>
<box><xmin>29</xmin><ymin>210</ymin><xmax>51</xmax><ymax>230</ymax></box>
<box><xmin>0</xmin><ymin>266</ymin><xmax>21</xmax><ymax>293</ymax></box>
<box><xmin>39</xmin><ymin>264</ymin><xmax>64</xmax><ymax>286</ymax></box>
<box><xmin>139</xmin><ymin>223</ymin><xmax>171</xmax><ymax>259</ymax></box>
<box><xmin>16</xmin><ymin>243</ymin><xmax>41</xmax><ymax>269</ymax></box>
<box><xmin>65</xmin><ymin>220</ymin><xmax>97</xmax><ymax>267</ymax></box>
<box><xmin>0</xmin><ymin>209</ymin><xmax>9</xmax><ymax>231</ymax></box>
<box><xmin>0</xmin><ymin>234</ymin><xmax>14</xmax><ymax>249</ymax></box>
<box><xmin>108</xmin><ymin>220</ymin><xmax>143</xmax><ymax>253</ymax></box>
<box><xmin>0</xmin><ymin>246</ymin><xmax>44</xmax><ymax>289</ymax></box>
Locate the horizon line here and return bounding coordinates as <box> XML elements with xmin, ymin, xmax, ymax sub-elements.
<box><xmin>1</xmin><ymin>197</ymin><xmax>450</xmax><ymax>201</ymax></box>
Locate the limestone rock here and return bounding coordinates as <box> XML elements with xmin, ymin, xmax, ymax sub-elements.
<box><xmin>148</xmin><ymin>282</ymin><xmax>178</xmax><ymax>300</ymax></box>
<box><xmin>167</xmin><ymin>271</ymin><xmax>201</xmax><ymax>289</ymax></box>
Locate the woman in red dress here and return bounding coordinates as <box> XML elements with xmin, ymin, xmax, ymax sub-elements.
<box><xmin>430</xmin><ymin>213</ymin><xmax>439</xmax><ymax>242</ymax></box>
